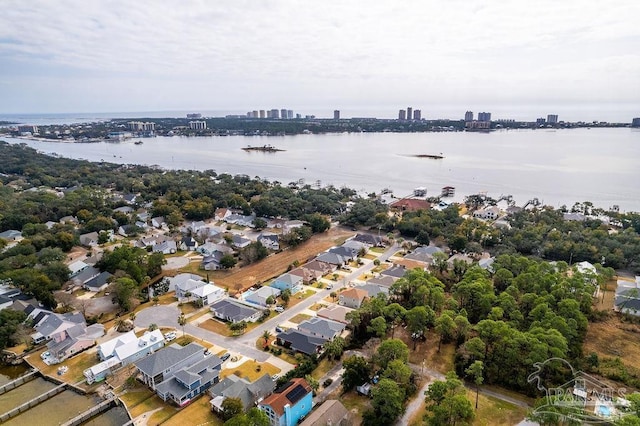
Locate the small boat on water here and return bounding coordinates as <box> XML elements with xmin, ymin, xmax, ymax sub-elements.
<box><xmin>413</xmin><ymin>153</ymin><xmax>444</xmax><ymax>159</ymax></box>
<box><xmin>242</xmin><ymin>144</ymin><xmax>285</xmax><ymax>152</ymax></box>
<box><xmin>134</xmin><ymin>140</ymin><xmax>143</xmax><ymax>145</ymax></box>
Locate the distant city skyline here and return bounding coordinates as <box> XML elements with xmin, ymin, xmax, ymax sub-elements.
<box><xmin>1</xmin><ymin>1</ymin><xmax>639</xmax><ymax>120</ymax></box>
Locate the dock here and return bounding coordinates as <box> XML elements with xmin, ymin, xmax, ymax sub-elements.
<box><xmin>0</xmin><ymin>369</ymin><xmax>38</xmax><ymax>395</ymax></box>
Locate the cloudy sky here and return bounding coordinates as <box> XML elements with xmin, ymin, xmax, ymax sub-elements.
<box><xmin>1</xmin><ymin>0</ymin><xmax>639</xmax><ymax>120</ymax></box>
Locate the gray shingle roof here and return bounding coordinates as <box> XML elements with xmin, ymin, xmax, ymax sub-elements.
<box><xmin>297</xmin><ymin>317</ymin><xmax>345</xmax><ymax>340</ymax></box>
<box><xmin>135</xmin><ymin>342</ymin><xmax>204</xmax><ymax>376</ymax></box>
<box><xmin>210</xmin><ymin>299</ymin><xmax>260</xmax><ymax>322</ymax></box>
<box><xmin>277</xmin><ymin>329</ymin><xmax>327</xmax><ymax>355</ymax></box>
<box><xmin>209</xmin><ymin>373</ymin><xmax>275</xmax><ymax>410</ymax></box>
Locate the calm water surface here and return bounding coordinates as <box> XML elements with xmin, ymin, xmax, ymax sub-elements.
<box><xmin>3</xmin><ymin>128</ymin><xmax>640</xmax><ymax>211</ymax></box>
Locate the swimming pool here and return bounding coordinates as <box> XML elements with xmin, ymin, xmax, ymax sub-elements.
<box><xmin>596</xmin><ymin>404</ymin><xmax>611</xmax><ymax>417</ymax></box>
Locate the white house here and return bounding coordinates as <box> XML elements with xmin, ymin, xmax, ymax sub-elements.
<box><xmin>190</xmin><ymin>283</ymin><xmax>226</xmax><ymax>305</ymax></box>
<box><xmin>473</xmin><ymin>206</ymin><xmax>501</xmax><ymax>220</ymax></box>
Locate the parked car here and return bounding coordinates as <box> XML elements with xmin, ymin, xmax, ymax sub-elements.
<box><xmin>271</xmin><ymin>374</ymin><xmax>279</xmax><ymax>380</ymax></box>
<box><xmin>275</xmin><ymin>326</ymin><xmax>284</xmax><ymax>332</ymax></box>
<box><xmin>275</xmin><ymin>306</ymin><xmax>284</xmax><ymax>313</ymax></box>
<box><xmin>221</xmin><ymin>353</ymin><xmax>231</xmax><ymax>362</ymax></box>
<box><xmin>164</xmin><ymin>332</ymin><xmax>177</xmax><ymax>341</ymax></box>
<box><xmin>326</xmin><ymin>283</ymin><xmax>333</xmax><ymax>289</ymax></box>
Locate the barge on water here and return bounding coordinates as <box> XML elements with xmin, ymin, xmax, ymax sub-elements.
<box><xmin>242</xmin><ymin>145</ymin><xmax>285</xmax><ymax>152</ymax></box>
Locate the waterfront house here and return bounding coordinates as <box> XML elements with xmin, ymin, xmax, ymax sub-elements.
<box><xmin>297</xmin><ymin>317</ymin><xmax>345</xmax><ymax>340</ymax></box>
<box><xmin>473</xmin><ymin>206</ymin><xmax>501</xmax><ymax>220</ymax></box>
<box><xmin>209</xmin><ymin>373</ymin><xmax>275</xmax><ymax>413</ymax></box>
<box><xmin>245</xmin><ymin>286</ymin><xmax>281</xmax><ymax>307</ymax></box>
<box><xmin>338</xmin><ymin>288</ymin><xmax>368</xmax><ymax>309</ymax></box>
<box><xmin>276</xmin><ymin>329</ymin><xmax>326</xmax><ymax>356</ymax></box>
<box><xmin>271</xmin><ymin>273</ymin><xmax>303</xmax><ymax>294</ymax></box>
<box><xmin>135</xmin><ymin>342</ymin><xmax>222</xmax><ymax>406</ymax></box>
<box><xmin>258</xmin><ymin>378</ymin><xmax>313</xmax><ymax>426</ymax></box>
<box><xmin>210</xmin><ymin>298</ymin><xmax>263</xmax><ymax>323</ymax></box>
<box><xmin>30</xmin><ymin>311</ymin><xmax>104</xmax><ymax>362</ymax></box>
<box><xmin>389</xmin><ymin>198</ymin><xmax>432</xmax><ymax>212</ymax></box>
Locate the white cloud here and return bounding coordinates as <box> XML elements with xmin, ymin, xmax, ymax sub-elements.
<box><xmin>0</xmin><ymin>0</ymin><xmax>639</xmax><ymax>117</ymax></box>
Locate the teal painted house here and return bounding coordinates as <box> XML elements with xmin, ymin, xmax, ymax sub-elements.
<box><xmin>259</xmin><ymin>378</ymin><xmax>313</xmax><ymax>426</ymax></box>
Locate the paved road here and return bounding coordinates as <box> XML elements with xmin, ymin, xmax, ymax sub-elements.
<box><xmin>135</xmin><ymin>242</ymin><xmax>399</xmax><ymax>375</ymax></box>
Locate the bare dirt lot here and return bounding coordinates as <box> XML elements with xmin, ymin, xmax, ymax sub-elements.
<box><xmin>200</xmin><ymin>227</ymin><xmax>354</xmax><ymax>294</ymax></box>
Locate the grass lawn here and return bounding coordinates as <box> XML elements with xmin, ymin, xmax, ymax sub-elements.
<box><xmin>177</xmin><ymin>260</ymin><xmax>206</xmax><ymax>276</ymax></box>
<box><xmin>369</xmin><ymin>247</ymin><xmax>385</xmax><ymax>253</ymax></box>
<box><xmin>310</xmin><ymin>303</ymin><xmax>328</xmax><ymax>311</ymax></box>
<box><xmin>311</xmin><ymin>358</ymin><xmax>336</xmax><ymax>380</ymax></box>
<box><xmin>162</xmin><ymin>394</ymin><xmax>223</xmax><ymax>426</ymax></box>
<box><xmin>363</xmin><ymin>254</ymin><xmax>377</xmax><ymax>260</ymax></box>
<box><xmin>255</xmin><ymin>336</ymin><xmax>276</xmax><ymax>351</ymax></box>
<box><xmin>334</xmin><ymin>390</ymin><xmax>371</xmax><ymax>425</ymax></box>
<box><xmin>584</xmin><ymin>311</ymin><xmax>640</xmax><ymax>372</ymax></box>
<box><xmin>199</xmin><ymin>318</ymin><xmax>234</xmax><ymax>337</ymax></box>
<box><xmin>27</xmin><ymin>347</ymin><xmax>98</xmax><ymax>385</ymax></box>
<box><xmin>273</xmin><ymin>349</ymin><xmax>299</xmax><ymax>365</ymax></box>
<box><xmin>285</xmin><ymin>289</ymin><xmax>316</xmax><ymax>308</ymax></box>
<box><xmin>289</xmin><ymin>313</ymin><xmax>312</xmax><ymax>324</ymax></box>
<box><xmin>220</xmin><ymin>360</ymin><xmax>280</xmax><ymax>382</ymax></box>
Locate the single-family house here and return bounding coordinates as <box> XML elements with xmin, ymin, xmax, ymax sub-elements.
<box><xmin>118</xmin><ymin>224</ymin><xmax>138</xmax><ymax>237</ymax></box>
<box><xmin>303</xmin><ymin>260</ymin><xmax>335</xmax><ymax>275</ymax></box>
<box><xmin>122</xmin><ymin>193</ymin><xmax>138</xmax><ymax>205</ymax></box>
<box><xmin>151</xmin><ymin>216</ymin><xmax>167</xmax><ymax>229</ymax></box>
<box><xmin>283</xmin><ymin>220</ymin><xmax>305</xmax><ymax>235</ymax></box>
<box><xmin>352</xmin><ymin>233</ymin><xmax>383</xmax><ymax>247</ymax></box>
<box><xmin>315</xmin><ymin>252</ymin><xmax>347</xmax><ymax>266</ymax></box>
<box><xmin>478</xmin><ymin>257</ymin><xmax>496</xmax><ymax>272</ymax></box>
<box><xmin>135</xmin><ymin>220</ymin><xmax>149</xmax><ymax>230</ymax></box>
<box><xmin>339</xmin><ymin>288</ymin><xmax>368</xmax><ymax>309</ymax></box>
<box><xmin>135</xmin><ymin>342</ymin><xmax>222</xmax><ymax>406</ymax></box>
<box><xmin>328</xmin><ymin>246</ymin><xmax>358</xmax><ymax>261</ymax></box>
<box><xmin>153</xmin><ymin>240</ymin><xmax>177</xmax><ymax>254</ymax></box>
<box><xmin>210</xmin><ymin>299</ymin><xmax>263</xmax><ymax>323</ymax></box>
<box><xmin>276</xmin><ymin>329</ymin><xmax>327</xmax><ymax>356</ymax></box>
<box><xmin>288</xmin><ymin>267</ymin><xmax>322</xmax><ymax>284</ymax></box>
<box><xmin>365</xmin><ymin>275</ymin><xmax>398</xmax><ymax>287</ymax></box>
<box><xmin>209</xmin><ymin>374</ymin><xmax>275</xmax><ymax>413</ymax></box>
<box><xmin>169</xmin><ymin>273</ymin><xmax>204</xmax><ymax>293</ymax></box>
<box><xmin>271</xmin><ymin>273</ymin><xmax>303</xmax><ymax>294</ymax></box>
<box><xmin>232</xmin><ymin>235</ymin><xmax>252</xmax><ymax>249</ymax></box>
<box><xmin>70</xmin><ymin>265</ymin><xmax>101</xmax><ymax>287</ymax></box>
<box><xmin>214</xmin><ymin>208</ymin><xmax>231</xmax><ymax>221</ymax></box>
<box><xmin>473</xmin><ymin>206</ymin><xmax>501</xmax><ymax>220</ymax></box>
<box><xmin>297</xmin><ymin>317</ymin><xmax>345</xmax><ymax>340</ymax></box>
<box><xmin>59</xmin><ymin>215</ymin><xmax>79</xmax><ymax>225</ymax></box>
<box><xmin>83</xmin><ymin>271</ymin><xmax>113</xmax><ymax>292</ymax></box>
<box><xmin>226</xmin><ymin>214</ymin><xmax>256</xmax><ymax>228</ymax></box>
<box><xmin>0</xmin><ymin>294</ymin><xmax>13</xmax><ymax>310</ymax></box>
<box><xmin>259</xmin><ymin>378</ymin><xmax>313</xmax><ymax>426</ymax></box>
<box><xmin>316</xmin><ymin>305</ymin><xmax>354</xmax><ymax>324</ymax></box>
<box><xmin>198</xmin><ymin>242</ymin><xmax>233</xmax><ymax>256</ymax></box>
<box><xmin>299</xmin><ymin>400</ymin><xmax>352</xmax><ymax>426</ymax></box>
<box><xmin>68</xmin><ymin>260</ymin><xmax>89</xmax><ymax>277</ymax></box>
<box><xmin>381</xmin><ymin>265</ymin><xmax>407</xmax><ymax>279</ymax></box>
<box><xmin>614</xmin><ymin>277</ymin><xmax>640</xmax><ymax>317</ymax></box>
<box><xmin>0</xmin><ymin>230</ymin><xmax>23</xmax><ymax>242</ymax></box>
<box><xmin>30</xmin><ymin>311</ymin><xmax>104</xmax><ymax>362</ymax></box>
<box><xmin>201</xmin><ymin>252</ymin><xmax>224</xmax><ymax>271</ymax></box>
<box><xmin>360</xmin><ymin>283</ymin><xmax>390</xmax><ymax>298</ymax></box>
<box><xmin>245</xmin><ymin>286</ymin><xmax>281</xmax><ymax>307</ymax></box>
<box><xmin>404</xmin><ymin>245</ymin><xmax>444</xmax><ymax>265</ymax></box>
<box><xmin>447</xmin><ymin>253</ymin><xmax>474</xmax><ymax>266</ymax></box>
<box><xmin>174</xmin><ymin>276</ymin><xmax>208</xmax><ymax>300</ymax></box>
<box><xmin>258</xmin><ymin>233</ymin><xmax>280</xmax><ymax>251</ymax></box>
<box><xmin>137</xmin><ymin>211</ymin><xmax>150</xmax><ymax>222</ymax></box>
<box><xmin>179</xmin><ymin>236</ymin><xmax>198</xmax><ymax>251</ymax></box>
<box><xmin>190</xmin><ymin>283</ymin><xmax>226</xmax><ymax>306</ymax></box>
<box><xmin>86</xmin><ymin>330</ymin><xmax>165</xmax><ymax>384</ymax></box>
<box><xmin>79</xmin><ymin>232</ymin><xmax>99</xmax><ymax>247</ymax></box>
<box><xmin>114</xmin><ymin>206</ymin><xmax>134</xmax><ymax>214</ymax></box>
<box><xmin>189</xmin><ymin>220</ymin><xmax>208</xmax><ymax>233</ymax></box>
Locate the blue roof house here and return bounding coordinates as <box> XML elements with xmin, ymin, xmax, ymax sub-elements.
<box><xmin>270</xmin><ymin>273</ymin><xmax>303</xmax><ymax>294</ymax></box>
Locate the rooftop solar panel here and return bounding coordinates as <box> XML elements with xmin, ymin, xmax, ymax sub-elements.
<box><xmin>286</xmin><ymin>384</ymin><xmax>307</xmax><ymax>404</ymax></box>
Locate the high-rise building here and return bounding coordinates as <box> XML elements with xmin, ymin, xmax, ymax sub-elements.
<box><xmin>270</xmin><ymin>109</ymin><xmax>280</xmax><ymax>119</ymax></box>
<box><xmin>334</xmin><ymin>110</ymin><xmax>340</xmax><ymax>120</ymax></box>
<box><xmin>259</xmin><ymin>110</ymin><xmax>266</xmax><ymax>119</ymax></box>
<box><xmin>465</xmin><ymin>111</ymin><xmax>474</xmax><ymax>122</ymax></box>
<box><xmin>478</xmin><ymin>112</ymin><xmax>492</xmax><ymax>122</ymax></box>
<box><xmin>189</xmin><ymin>121</ymin><xmax>207</xmax><ymax>130</ymax></box>
<box><xmin>547</xmin><ymin>114</ymin><xmax>558</xmax><ymax>124</ymax></box>
<box><xmin>413</xmin><ymin>110</ymin><xmax>421</xmax><ymax>120</ymax></box>
<box><xmin>280</xmin><ymin>109</ymin><xmax>288</xmax><ymax>120</ymax></box>
<box><xmin>296</xmin><ymin>113</ymin><xmax>302</xmax><ymax>119</ymax></box>
<box><xmin>536</xmin><ymin>118</ymin><xmax>546</xmax><ymax>125</ymax></box>
<box><xmin>398</xmin><ymin>109</ymin><xmax>406</xmax><ymax>120</ymax></box>
<box><xmin>406</xmin><ymin>107</ymin><xmax>413</xmax><ymax>121</ymax></box>
<box><xmin>18</xmin><ymin>125</ymin><xmax>38</xmax><ymax>134</ymax></box>
<box><xmin>632</xmin><ymin>118</ymin><xmax>640</xmax><ymax>127</ymax></box>
<box><xmin>128</xmin><ymin>121</ymin><xmax>155</xmax><ymax>131</ymax></box>
<box><xmin>287</xmin><ymin>110</ymin><xmax>293</xmax><ymax>119</ymax></box>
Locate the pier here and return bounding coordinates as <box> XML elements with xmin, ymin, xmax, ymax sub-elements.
<box><xmin>60</xmin><ymin>396</ymin><xmax>118</xmax><ymax>426</ymax></box>
<box><xmin>0</xmin><ymin>382</ymin><xmax>66</xmax><ymax>422</ymax></box>
<box><xmin>0</xmin><ymin>369</ymin><xmax>38</xmax><ymax>395</ymax></box>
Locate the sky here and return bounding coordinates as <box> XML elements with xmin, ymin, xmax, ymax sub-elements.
<box><xmin>1</xmin><ymin>0</ymin><xmax>639</xmax><ymax>121</ymax></box>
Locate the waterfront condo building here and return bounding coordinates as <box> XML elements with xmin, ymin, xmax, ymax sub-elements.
<box><xmin>260</xmin><ymin>110</ymin><xmax>266</xmax><ymax>118</ymax></box>
<box><xmin>406</xmin><ymin>107</ymin><xmax>413</xmax><ymax>120</ymax></box>
<box><xmin>413</xmin><ymin>109</ymin><xmax>421</xmax><ymax>120</ymax></box>
<box><xmin>478</xmin><ymin>112</ymin><xmax>492</xmax><ymax>122</ymax></box>
<box><xmin>547</xmin><ymin>114</ymin><xmax>558</xmax><ymax>124</ymax></box>
<box><xmin>398</xmin><ymin>109</ymin><xmax>406</xmax><ymax>120</ymax></box>
<box><xmin>189</xmin><ymin>121</ymin><xmax>207</xmax><ymax>130</ymax></box>
<box><xmin>464</xmin><ymin>111</ymin><xmax>474</xmax><ymax>122</ymax></box>
<box><xmin>281</xmin><ymin>109</ymin><xmax>288</xmax><ymax>119</ymax></box>
<box><xmin>632</xmin><ymin>117</ymin><xmax>640</xmax><ymax>127</ymax></box>
<box><xmin>333</xmin><ymin>110</ymin><xmax>340</xmax><ymax>120</ymax></box>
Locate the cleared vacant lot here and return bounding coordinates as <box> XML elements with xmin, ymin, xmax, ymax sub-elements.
<box><xmin>193</xmin><ymin>227</ymin><xmax>354</xmax><ymax>294</ymax></box>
